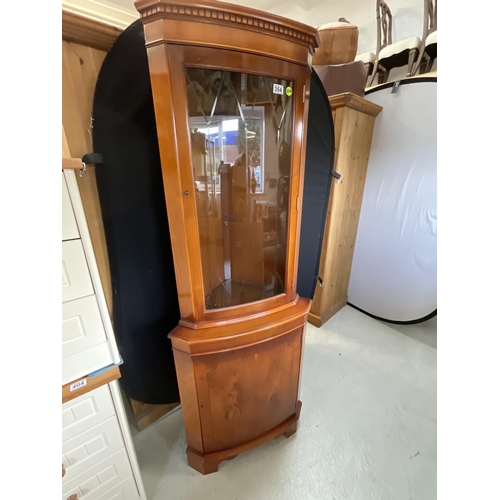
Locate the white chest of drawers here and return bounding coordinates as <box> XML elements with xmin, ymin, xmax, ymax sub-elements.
<box><xmin>62</xmin><ymin>382</ymin><xmax>145</xmax><ymax>500</ymax></box>
<box><xmin>62</xmin><ymin>170</ymin><xmax>121</xmax><ymax>385</ymax></box>
<box><xmin>62</xmin><ymin>168</ymin><xmax>146</xmax><ymax>500</ymax></box>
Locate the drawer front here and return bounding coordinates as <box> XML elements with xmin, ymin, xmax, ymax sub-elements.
<box><xmin>62</xmin><ymin>385</ymin><xmax>116</xmax><ymax>442</ymax></box>
<box><xmin>62</xmin><ymin>342</ymin><xmax>114</xmax><ymax>386</ymax></box>
<box><xmin>62</xmin><ymin>174</ymin><xmax>80</xmax><ymax>241</ymax></box>
<box><xmin>62</xmin><ymin>449</ymin><xmax>135</xmax><ymax>500</ymax></box>
<box><xmin>62</xmin><ymin>295</ymin><xmax>108</xmax><ymax>359</ymax></box>
<box><xmin>94</xmin><ymin>476</ymin><xmax>141</xmax><ymax>500</ymax></box>
<box><xmin>62</xmin><ymin>240</ymin><xmax>94</xmax><ymax>302</ymax></box>
<box><xmin>62</xmin><ymin>416</ymin><xmax>125</xmax><ymax>484</ymax></box>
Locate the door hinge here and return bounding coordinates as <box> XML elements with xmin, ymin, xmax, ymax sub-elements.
<box><xmin>292</xmin><ymin>279</ymin><xmax>295</xmax><ymax>291</ymax></box>
<box><xmin>296</xmin><ymin>196</ymin><xmax>299</xmax><ymax>211</ymax></box>
<box><xmin>303</xmin><ymin>85</ymin><xmax>306</xmax><ymax>103</ymax></box>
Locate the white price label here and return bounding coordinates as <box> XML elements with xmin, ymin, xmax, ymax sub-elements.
<box><xmin>273</xmin><ymin>83</ymin><xmax>284</xmax><ymax>95</ymax></box>
<box><xmin>70</xmin><ymin>378</ymin><xmax>87</xmax><ymax>392</ymax></box>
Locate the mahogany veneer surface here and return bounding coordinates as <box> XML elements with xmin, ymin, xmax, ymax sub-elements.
<box><xmin>135</xmin><ymin>0</ymin><xmax>318</xmax><ymax>473</ymax></box>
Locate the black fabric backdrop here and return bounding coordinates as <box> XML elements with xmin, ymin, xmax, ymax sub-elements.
<box><xmin>91</xmin><ymin>20</ymin><xmax>334</xmax><ymax>404</ymax></box>
<box><xmin>92</xmin><ymin>21</ymin><xmax>180</xmax><ymax>404</ymax></box>
<box><xmin>296</xmin><ymin>70</ymin><xmax>335</xmax><ymax>299</ymax></box>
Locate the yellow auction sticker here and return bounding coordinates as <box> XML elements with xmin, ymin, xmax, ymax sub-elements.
<box><xmin>286</xmin><ymin>86</ymin><xmax>293</xmax><ymax>97</ymax></box>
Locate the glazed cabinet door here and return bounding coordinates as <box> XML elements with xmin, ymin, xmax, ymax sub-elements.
<box><xmin>149</xmin><ymin>44</ymin><xmax>309</xmax><ymax>324</ymax></box>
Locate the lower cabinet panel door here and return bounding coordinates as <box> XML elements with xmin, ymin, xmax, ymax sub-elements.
<box><xmin>62</xmin><ymin>448</ymin><xmax>136</xmax><ymax>500</ymax></box>
<box><xmin>62</xmin><ymin>416</ymin><xmax>125</xmax><ymax>485</ymax></box>
<box><xmin>62</xmin><ymin>385</ymin><xmax>116</xmax><ymax>442</ymax></box>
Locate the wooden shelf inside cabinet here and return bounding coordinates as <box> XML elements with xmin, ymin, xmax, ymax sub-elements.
<box><xmin>308</xmin><ymin>92</ymin><xmax>382</xmax><ymax>327</ymax></box>
<box><xmin>135</xmin><ymin>0</ymin><xmax>319</xmax><ymax>475</ymax></box>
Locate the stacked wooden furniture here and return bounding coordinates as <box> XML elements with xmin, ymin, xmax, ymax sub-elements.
<box><xmin>370</xmin><ymin>0</ymin><xmax>421</xmax><ymax>85</ymax></box>
<box><xmin>312</xmin><ymin>20</ymin><xmax>367</xmax><ymax>98</ymax></box>
<box><xmin>135</xmin><ymin>0</ymin><xmax>319</xmax><ymax>475</ymax></box>
<box><xmin>308</xmin><ymin>93</ymin><xmax>382</xmax><ymax>327</ymax></box>
<box><xmin>412</xmin><ymin>0</ymin><xmax>437</xmax><ymax>75</ymax></box>
<box><xmin>62</xmin><ymin>165</ymin><xmax>146</xmax><ymax>499</ymax></box>
<box><xmin>312</xmin><ymin>21</ymin><xmax>359</xmax><ymax>66</ymax></box>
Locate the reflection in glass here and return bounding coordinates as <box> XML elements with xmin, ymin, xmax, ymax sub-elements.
<box><xmin>185</xmin><ymin>68</ymin><xmax>294</xmax><ymax>309</ymax></box>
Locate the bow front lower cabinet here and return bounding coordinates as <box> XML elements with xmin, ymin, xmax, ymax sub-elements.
<box><xmin>135</xmin><ymin>0</ymin><xmax>320</xmax><ymax>474</ymax></box>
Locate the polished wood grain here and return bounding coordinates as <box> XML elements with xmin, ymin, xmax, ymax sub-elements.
<box><xmin>172</xmin><ymin>299</ymin><xmax>309</xmax><ymax>473</ymax></box>
<box><xmin>62</xmin><ymin>366</ymin><xmax>121</xmax><ymax>404</ymax></box>
<box><xmin>187</xmin><ymin>401</ymin><xmax>302</xmax><ymax>474</ymax></box>
<box><xmin>309</xmin><ymin>93</ymin><xmax>382</xmax><ymax>327</ymax></box>
<box><xmin>137</xmin><ymin>0</ymin><xmax>317</xmax><ymax>473</ymax></box>
<box><xmin>136</xmin><ymin>0</ymin><xmax>320</xmax><ymax>58</ymax></box>
<box><xmin>172</xmin><ymin>296</ymin><xmax>311</xmax><ymax>353</ymax></box>
<box><xmin>195</xmin><ymin>328</ymin><xmax>302</xmax><ymax>452</ymax></box>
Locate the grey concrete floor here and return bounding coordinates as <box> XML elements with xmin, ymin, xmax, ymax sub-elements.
<box><xmin>129</xmin><ymin>305</ymin><xmax>437</xmax><ymax>500</ymax></box>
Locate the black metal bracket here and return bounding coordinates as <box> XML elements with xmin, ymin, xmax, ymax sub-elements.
<box><xmin>82</xmin><ymin>153</ymin><xmax>104</xmax><ymax>165</ymax></box>
<box><xmin>77</xmin><ymin>153</ymin><xmax>104</xmax><ymax>177</ymax></box>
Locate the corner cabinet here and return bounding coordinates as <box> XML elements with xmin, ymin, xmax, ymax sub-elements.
<box><xmin>135</xmin><ymin>0</ymin><xmax>319</xmax><ymax>474</ymax></box>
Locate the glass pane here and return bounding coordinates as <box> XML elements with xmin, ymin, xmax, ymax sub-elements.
<box><xmin>185</xmin><ymin>68</ymin><xmax>294</xmax><ymax>309</ymax></box>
